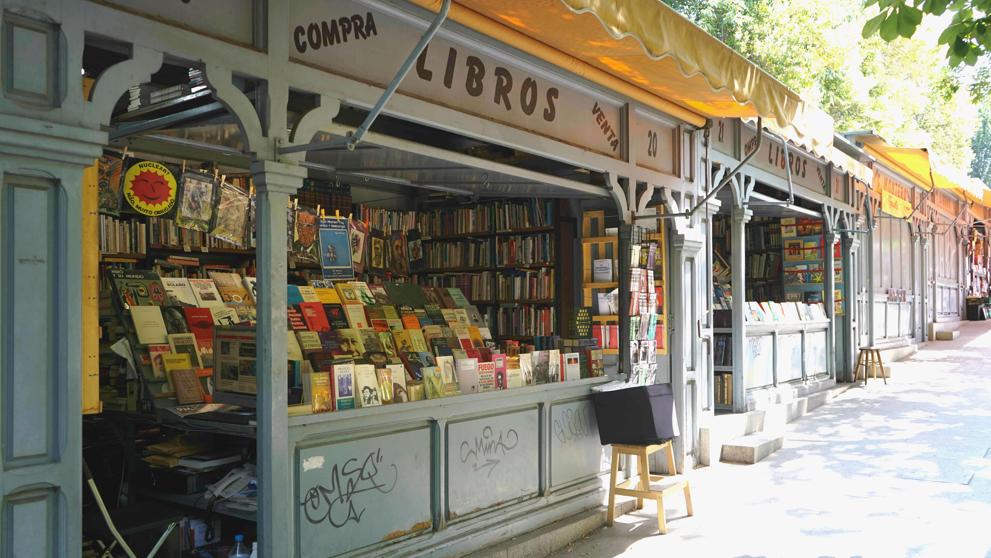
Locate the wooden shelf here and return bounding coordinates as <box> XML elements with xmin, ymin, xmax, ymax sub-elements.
<box><xmin>582</xmin><ymin>236</ymin><xmax>618</xmax><ymax>244</ymax></box>
<box><xmin>585</xmin><ymin>281</ymin><xmax>619</xmax><ymax>289</ymax></box>
<box><xmin>592</xmin><ymin>315</ymin><xmax>619</xmax><ymax>322</ymax></box>
<box><xmin>419</xmin><ymin>266</ymin><xmax>494</xmax><ymax>273</ymax></box>
<box><xmin>100</xmin><ymin>253</ymin><xmax>146</xmax><ymax>261</ymax></box>
<box><xmin>148</xmin><ymin>244</ymin><xmax>254</xmax><ymax>256</ymax></box>
<box><xmin>422</xmin><ymin>227</ymin><xmax>555</xmax><ymax>241</ymax></box>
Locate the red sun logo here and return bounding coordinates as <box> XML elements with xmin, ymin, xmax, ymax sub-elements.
<box><xmin>131</xmin><ymin>170</ymin><xmax>170</xmax><ymax>204</ymax></box>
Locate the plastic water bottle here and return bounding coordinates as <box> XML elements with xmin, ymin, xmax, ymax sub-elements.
<box><xmin>228</xmin><ymin>534</ymin><xmax>250</xmax><ymax>558</ymax></box>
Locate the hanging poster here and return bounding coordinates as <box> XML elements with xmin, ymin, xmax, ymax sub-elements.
<box><xmin>349</xmin><ymin>219</ymin><xmax>368</xmax><ymax>275</ymax></box>
<box><xmin>318</xmin><ymin>216</ymin><xmax>355</xmax><ymax>280</ymax></box>
<box><xmin>293</xmin><ymin>206</ymin><xmax>320</xmax><ymax>263</ymax></box>
<box><xmin>175</xmin><ymin>171</ymin><xmax>218</xmax><ymax>232</ymax></box>
<box><xmin>122</xmin><ymin>159</ymin><xmax>178</xmax><ymax>217</ymax></box>
<box><xmin>210</xmin><ymin>181</ymin><xmax>250</xmax><ymax>246</ymax></box>
<box><xmin>97</xmin><ymin>153</ymin><xmax>125</xmax><ymax>216</ymax></box>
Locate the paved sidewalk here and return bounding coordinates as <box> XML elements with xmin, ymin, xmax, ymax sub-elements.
<box><xmin>551</xmin><ymin>321</ymin><xmax>991</xmax><ymax>558</ymax></box>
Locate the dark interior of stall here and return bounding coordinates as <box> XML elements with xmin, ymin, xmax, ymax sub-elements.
<box><xmin>80</xmin><ymin>46</ymin><xmax>654</xmax><ymax>556</ymax></box>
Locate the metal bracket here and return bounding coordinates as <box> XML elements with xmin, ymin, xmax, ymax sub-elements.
<box><xmin>279</xmin><ymin>0</ymin><xmax>451</xmax><ymax>155</ymax></box>
<box><xmin>659</xmin><ymin>117</ymin><xmax>763</xmax><ymax>220</ymax></box>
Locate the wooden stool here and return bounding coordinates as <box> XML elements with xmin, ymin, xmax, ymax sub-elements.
<box><xmin>854</xmin><ymin>346</ymin><xmax>887</xmax><ymax>385</ymax></box>
<box><xmin>606</xmin><ymin>441</ymin><xmax>693</xmax><ymax>534</ymax></box>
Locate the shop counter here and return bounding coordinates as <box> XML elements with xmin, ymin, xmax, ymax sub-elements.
<box><xmin>716</xmin><ymin>320</ymin><xmax>830</xmax><ymax>393</ymax></box>
<box><xmin>288</xmin><ymin>377</ymin><xmax>613</xmax><ymax>558</ymax></box>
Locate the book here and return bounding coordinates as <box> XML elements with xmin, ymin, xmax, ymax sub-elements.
<box><xmin>354</xmin><ymin>364</ymin><xmax>382</xmax><ymax>407</ymax></box>
<box><xmin>435</xmin><ymin>355</ymin><xmax>460</xmax><ymax>396</ymax></box>
<box><xmin>593</xmin><ymin>259</ymin><xmax>613</xmax><ymax>282</ymax></box>
<box><xmin>390</xmin><ymin>231</ymin><xmax>409</xmax><ymax>275</ymax></box>
<box><xmin>406</xmin><ymin>229</ymin><xmax>425</xmax><ymax>273</ymax></box>
<box><xmin>297</xmin><ymin>286</ymin><xmax>321</xmax><ymax>303</ymax></box>
<box><xmin>313</xmin><ymin>286</ymin><xmax>341</xmax><ymax>305</ymax></box>
<box><xmin>109</xmin><ymin>269</ymin><xmax>168</xmax><ymax>310</ymax></box>
<box><xmin>309</xmin><ymin>370</ymin><xmax>333</xmax><ymax>413</ymax></box>
<box><xmin>171</xmin><ymin>368</ymin><xmax>206</xmax><ymax>405</ymax></box>
<box><xmin>292</xmin><ymin>206</ymin><xmax>320</xmax><ymax>263</ymax></box>
<box><xmin>421</xmin><ymin>366</ymin><xmax>444</xmax><ymax>399</ymax></box>
<box><xmin>210</xmin><ymin>306</ymin><xmax>240</xmax><ymax>327</ymax></box>
<box><xmin>563</xmin><ymin>352</ymin><xmax>581</xmax><ymax>381</ymax></box>
<box><xmin>176</xmin><ymin>450</ymin><xmax>243</xmax><ymax>471</ymax></box>
<box><xmin>368</xmin><ymin>284</ymin><xmax>392</xmax><ymax>305</ymax></box>
<box><xmin>287</xmin><ymin>329</ymin><xmax>304</xmax><ymax>361</ymax></box>
<box><xmin>208</xmin><ymin>271</ymin><xmax>249</xmax><ymax>304</ymax></box>
<box><xmin>161</xmin><ymin>277</ymin><xmax>198</xmax><ymax>307</ymax></box>
<box><xmin>492</xmin><ymin>353</ymin><xmax>507</xmax><ymax>389</ymax></box>
<box><xmin>455</xmin><ymin>357</ymin><xmax>480</xmax><ymax>394</ymax></box>
<box><xmin>344</xmin><ymin>303</ymin><xmax>369</xmax><ymax>330</ymax></box>
<box><xmin>548</xmin><ymin>349</ymin><xmax>561</xmax><ymax>382</ymax></box>
<box><xmin>188</xmin><ymin>278</ymin><xmax>225</xmax><ymax>308</ymax></box>
<box><xmin>359</xmin><ymin>329</ymin><xmax>384</xmax><ymax>354</ymax></box>
<box><xmin>210</xmin><ymin>180</ymin><xmax>249</xmax><ymax>246</ymax></box>
<box><xmin>242</xmin><ymin>276</ymin><xmax>257</xmax><ymax>303</ymax></box>
<box><xmin>295</xmin><ymin>331</ymin><xmax>323</xmax><ymax>356</ymax></box>
<box><xmin>337</xmin><ymin>329</ymin><xmax>366</xmax><ymax>359</ymax></box>
<box><xmin>147</xmin><ymin>344</ymin><xmax>172</xmax><ymax>379</ymax></box>
<box><xmin>477</xmin><ymin>361</ymin><xmax>496</xmax><ymax>392</ymax></box>
<box><xmin>349</xmin><ymin>219</ymin><xmax>368</xmax><ymax>275</ymax></box>
<box><xmin>369</xmin><ymin>229</ymin><xmax>386</xmax><ymax>272</ymax></box>
<box><xmin>349</xmin><ymin>282</ymin><xmax>376</xmax><ymax>306</ymax></box>
<box><xmin>131</xmin><ymin>306</ymin><xmax>169</xmax><ymax>345</ymax></box>
<box><xmin>334</xmin><ymin>283</ymin><xmax>362</xmax><ymax>305</ymax></box>
<box><xmin>519</xmin><ymin>352</ymin><xmax>534</xmax><ymax>385</ymax></box>
<box><xmin>323</xmin><ymin>304</ymin><xmax>349</xmax><ymax>329</ymax></box>
<box><xmin>375</xmin><ymin>367</ymin><xmax>394</xmax><ymax>403</ymax></box>
<box><xmin>448</xmin><ymin>288</ymin><xmax>470</xmax><ymax>308</ymax></box>
<box><xmin>531</xmin><ymin>351</ymin><xmax>549</xmax><ymax>384</ymax></box>
<box><xmin>407</xmin><ymin>329</ymin><xmax>429</xmax><ymax>353</ymax></box>
<box><xmin>298</xmin><ymin>302</ymin><xmax>331</xmax><ymax>332</ymax></box>
<box><xmin>333</xmin><ymin>361</ymin><xmax>356</xmax><ymax>410</ymax></box>
<box><xmin>387</xmin><ymin>363</ymin><xmax>409</xmax><ymax>402</ymax></box>
<box><xmin>168</xmin><ymin>333</ymin><xmax>202</xmax><ymax>368</ymax></box>
<box><xmin>287</xmin><ymin>306</ymin><xmax>307</xmax><ymax>330</ymax></box>
<box><xmin>161</xmin><ymin>353</ymin><xmax>193</xmax><ymax>393</ymax></box>
<box><xmin>505</xmin><ymin>356</ymin><xmax>523</xmax><ymax>388</ymax></box>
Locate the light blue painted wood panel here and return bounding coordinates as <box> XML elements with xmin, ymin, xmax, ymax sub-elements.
<box><xmin>2</xmin><ymin>182</ymin><xmax>54</xmax><ymax>464</ymax></box>
<box><xmin>3</xmin><ymin>487</ymin><xmax>56</xmax><ymax>558</ymax></box>
<box><xmin>447</xmin><ymin>409</ymin><xmax>539</xmax><ymax>519</ymax></box>
<box><xmin>296</xmin><ymin>427</ymin><xmax>432</xmax><ymax>558</ymax></box>
<box><xmin>550</xmin><ymin>400</ymin><xmax>605</xmax><ymax>488</ymax></box>
<box><xmin>778</xmin><ymin>333</ymin><xmax>803</xmax><ymax>382</ymax></box>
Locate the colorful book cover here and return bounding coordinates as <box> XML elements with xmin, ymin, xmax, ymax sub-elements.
<box><xmin>292</xmin><ymin>206</ymin><xmax>320</xmax><ymax>263</ymax></box>
<box><xmin>344</xmin><ymin>303</ymin><xmax>370</xmax><ymax>330</ymax></box>
<box><xmin>349</xmin><ymin>219</ymin><xmax>368</xmax><ymax>275</ymax></box>
<box><xmin>455</xmin><ymin>357</ymin><xmax>480</xmax><ymax>394</ymax></box>
<box><xmin>287</xmin><ymin>285</ymin><xmax>304</xmax><ymax>306</ymax></box>
<box><xmin>332</xmin><ymin>361</ymin><xmax>356</xmax><ymax>410</ymax></box>
<box><xmin>421</xmin><ymin>366</ymin><xmax>444</xmax><ymax>399</ymax></box>
<box><xmin>287</xmin><ymin>306</ymin><xmax>308</xmax><ymax>330</ymax></box>
<box><xmin>109</xmin><ymin>269</ymin><xmax>168</xmax><ymax>310</ymax></box>
<box><xmin>310</xmin><ymin>371</ymin><xmax>333</xmax><ymax>413</ymax></box>
<box><xmin>323</xmin><ymin>304</ymin><xmax>349</xmax><ymax>329</ymax></box>
<box><xmin>354</xmin><ymin>364</ymin><xmax>382</xmax><ymax>407</ymax></box>
<box><xmin>208</xmin><ymin>271</ymin><xmax>249</xmax><ymax>304</ymax></box>
<box><xmin>318</xmin><ymin>216</ymin><xmax>355</xmax><ymax>280</ymax></box>
<box><xmin>337</xmin><ymin>329</ymin><xmax>366</xmax><ymax>359</ymax></box>
<box><xmin>477</xmin><ymin>361</ymin><xmax>496</xmax><ymax>392</ymax></box>
<box><xmin>375</xmin><ymin>367</ymin><xmax>394</xmax><ymax>404</ymax></box>
<box><xmin>298</xmin><ymin>302</ymin><xmax>331</xmax><ymax>332</ymax></box>
<box><xmin>387</xmin><ymin>363</ymin><xmax>408</xmax><ymax>402</ymax></box>
<box><xmin>435</xmin><ymin>355</ymin><xmax>460</xmax><ymax>396</ymax></box>
<box><xmin>492</xmin><ymin>353</ymin><xmax>507</xmax><ymax>389</ymax></box>
<box><xmin>161</xmin><ymin>277</ymin><xmax>198</xmax><ymax>307</ymax></box>
<box><xmin>359</xmin><ymin>329</ymin><xmax>384</xmax><ymax>354</ymax></box>
<box><xmin>390</xmin><ymin>231</ymin><xmax>409</xmax><ymax>275</ymax></box>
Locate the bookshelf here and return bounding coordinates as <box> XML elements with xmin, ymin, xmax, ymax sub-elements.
<box><xmin>414</xmin><ymin>200</ymin><xmax>559</xmax><ymax>342</ymax></box>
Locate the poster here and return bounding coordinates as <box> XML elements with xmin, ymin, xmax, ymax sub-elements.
<box><xmin>122</xmin><ymin>159</ymin><xmax>178</xmax><ymax>217</ymax></box>
<box><xmin>318</xmin><ymin>216</ymin><xmax>355</xmax><ymax>280</ymax></box>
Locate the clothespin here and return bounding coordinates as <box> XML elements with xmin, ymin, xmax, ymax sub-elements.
<box><xmin>121</xmin><ymin>146</ymin><xmax>130</xmax><ymax>160</ymax></box>
<box><xmin>335</xmin><ymin>209</ymin><xmax>340</xmax><ymax>219</ymax></box>
<box><xmin>316</xmin><ymin>204</ymin><xmax>321</xmax><ymax>218</ymax></box>
<box><xmin>181</xmin><ymin>160</ymin><xmax>187</xmax><ymax>173</ymax></box>
<box><xmin>220</xmin><ymin>174</ymin><xmax>226</xmax><ymax>186</ymax></box>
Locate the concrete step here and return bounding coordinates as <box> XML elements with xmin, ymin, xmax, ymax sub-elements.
<box><xmin>720</xmin><ymin>432</ymin><xmax>784</xmax><ymax>464</ymax></box>
<box><xmin>935</xmin><ymin>330</ymin><xmax>960</xmax><ymax>340</ymax></box>
<box><xmin>467</xmin><ymin>498</ymin><xmax>637</xmax><ymax>558</ymax></box>
<box><xmin>698</xmin><ymin>410</ymin><xmax>765</xmax><ymax>466</ymax></box>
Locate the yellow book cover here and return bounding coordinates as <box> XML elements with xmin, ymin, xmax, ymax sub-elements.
<box><xmin>314</xmin><ymin>287</ymin><xmax>341</xmax><ymax>304</ymax></box>
<box><xmin>310</xmin><ymin>371</ymin><xmax>333</xmax><ymax>413</ymax></box>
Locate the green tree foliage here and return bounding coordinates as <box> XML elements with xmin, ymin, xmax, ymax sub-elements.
<box><xmin>861</xmin><ymin>0</ymin><xmax>991</xmax><ymax>68</ymax></box>
<box><xmin>664</xmin><ymin>0</ymin><xmax>978</xmax><ymax>171</ymax></box>
<box><xmin>971</xmin><ymin>108</ymin><xmax>991</xmax><ymax>184</ymax></box>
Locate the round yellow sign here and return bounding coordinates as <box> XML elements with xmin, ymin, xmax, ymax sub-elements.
<box><xmin>122</xmin><ymin>160</ymin><xmax>177</xmax><ymax>216</ymax></box>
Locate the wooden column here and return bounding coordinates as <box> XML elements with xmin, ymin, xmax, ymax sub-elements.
<box><xmin>730</xmin><ymin>206</ymin><xmax>751</xmax><ymax>412</ymax></box>
<box><xmin>251</xmin><ymin>160</ymin><xmax>305</xmax><ymax>557</ymax></box>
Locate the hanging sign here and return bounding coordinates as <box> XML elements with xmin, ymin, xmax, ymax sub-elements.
<box><xmin>122</xmin><ymin>160</ymin><xmax>178</xmax><ymax>217</ymax></box>
<box><xmin>289</xmin><ymin>0</ymin><xmax>626</xmax><ymax>159</ymax></box>
<box><xmin>709</xmin><ymin>119</ymin><xmax>829</xmax><ymax>194</ymax></box>
<box><xmin>881</xmin><ymin>190</ymin><xmax>913</xmax><ymax>218</ymax></box>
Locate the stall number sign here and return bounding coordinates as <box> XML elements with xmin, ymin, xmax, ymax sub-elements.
<box><xmin>881</xmin><ymin>190</ymin><xmax>913</xmax><ymax>218</ymax></box>
<box><xmin>289</xmin><ymin>0</ymin><xmax>625</xmax><ymax>158</ymax></box>
<box><xmin>632</xmin><ymin>107</ymin><xmax>678</xmax><ymax>175</ymax></box>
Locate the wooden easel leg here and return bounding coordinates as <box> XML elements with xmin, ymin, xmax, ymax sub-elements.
<box><xmin>683</xmin><ymin>481</ymin><xmax>694</xmax><ymax>516</ymax></box>
<box><xmin>875</xmin><ymin>350</ymin><xmax>887</xmax><ymax>384</ymax></box>
<box><xmin>636</xmin><ymin>448</ymin><xmax>648</xmax><ymax>510</ymax></box>
<box><xmin>656</xmin><ymin>494</ymin><xmax>667</xmax><ymax>535</ymax></box>
<box><xmin>853</xmin><ymin>350</ymin><xmax>864</xmax><ymax>383</ymax></box>
<box><xmin>607</xmin><ymin>447</ymin><xmax>619</xmax><ymax>526</ymax></box>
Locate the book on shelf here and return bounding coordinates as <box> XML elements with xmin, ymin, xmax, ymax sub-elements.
<box><xmin>592</xmin><ymin>259</ymin><xmax>613</xmax><ymax>282</ymax></box>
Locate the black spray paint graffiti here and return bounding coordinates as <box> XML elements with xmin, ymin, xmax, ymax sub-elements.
<box><xmin>300</xmin><ymin>448</ymin><xmax>397</xmax><ymax>528</ymax></box>
<box><xmin>459</xmin><ymin>426</ymin><xmax>519</xmax><ymax>478</ymax></box>
<box><xmin>552</xmin><ymin>406</ymin><xmax>597</xmax><ymax>445</ymax></box>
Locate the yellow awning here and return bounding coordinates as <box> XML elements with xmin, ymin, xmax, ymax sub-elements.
<box><xmin>829</xmin><ymin>147</ymin><xmax>873</xmax><ymax>187</ymax></box>
<box><xmin>853</xmin><ymin>133</ymin><xmax>987</xmax><ymax>207</ymax></box>
<box><xmin>409</xmin><ymin>0</ymin><xmax>834</xmax><ymax>157</ymax></box>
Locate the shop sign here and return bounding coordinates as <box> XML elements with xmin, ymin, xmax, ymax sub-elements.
<box><xmin>631</xmin><ymin>107</ymin><xmax>678</xmax><ymax>175</ymax></box>
<box><xmin>741</xmin><ymin>125</ymin><xmax>828</xmax><ymax>193</ymax></box>
<box><xmin>709</xmin><ymin>119</ymin><xmax>828</xmax><ymax>194</ymax></box>
<box><xmin>289</xmin><ymin>0</ymin><xmax>625</xmax><ymax>158</ymax></box>
<box><xmin>92</xmin><ymin>0</ymin><xmax>257</xmax><ymax>45</ymax></box>
<box><xmin>881</xmin><ymin>190</ymin><xmax>913</xmax><ymax>218</ymax></box>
